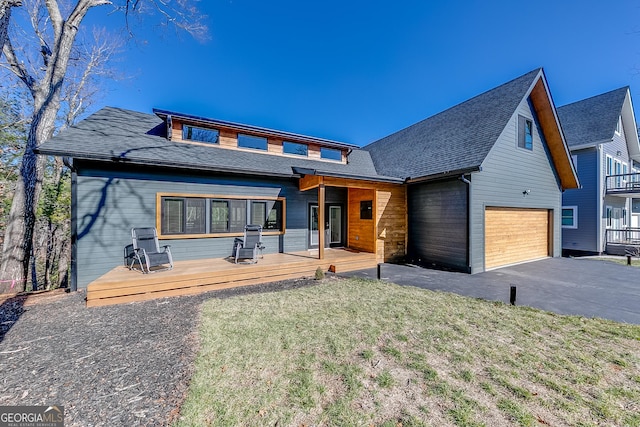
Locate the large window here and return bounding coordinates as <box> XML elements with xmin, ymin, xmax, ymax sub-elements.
<box><xmin>561</xmin><ymin>206</ymin><xmax>577</xmax><ymax>229</ymax></box>
<box><xmin>210</xmin><ymin>200</ymin><xmax>229</xmax><ymax>232</ymax></box>
<box><xmin>182</xmin><ymin>125</ymin><xmax>219</xmax><ymax>144</ymax></box>
<box><xmin>320</xmin><ymin>147</ymin><xmax>343</xmax><ymax>161</ymax></box>
<box><xmin>160</xmin><ymin>195</ymin><xmax>284</xmax><ymax>236</ymax></box>
<box><xmin>251</xmin><ymin>200</ymin><xmax>283</xmax><ymax>230</ymax></box>
<box><xmin>161</xmin><ymin>197</ymin><xmax>206</xmax><ymax>234</ymax></box>
<box><xmin>518</xmin><ymin>115</ymin><xmax>533</xmax><ymax>150</ymax></box>
<box><xmin>283</xmin><ymin>141</ymin><xmax>308</xmax><ymax>156</ymax></box>
<box><xmin>238</xmin><ymin>134</ymin><xmax>268</xmax><ymax>150</ymax></box>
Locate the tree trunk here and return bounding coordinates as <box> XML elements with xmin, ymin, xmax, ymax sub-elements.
<box><xmin>0</xmin><ymin>7</ymin><xmax>86</xmax><ymax>293</ymax></box>
<box><xmin>0</xmin><ymin>120</ymin><xmax>48</xmax><ymax>292</ymax></box>
<box><xmin>56</xmin><ymin>231</ymin><xmax>69</xmax><ymax>288</ymax></box>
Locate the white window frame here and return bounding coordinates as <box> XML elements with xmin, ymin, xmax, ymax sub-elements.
<box><xmin>606</xmin><ymin>205</ymin><xmax>613</xmax><ymax>228</ymax></box>
<box><xmin>615</xmin><ymin>116</ymin><xmax>622</xmax><ymax>135</ymax></box>
<box><xmin>562</xmin><ymin>206</ymin><xmax>578</xmax><ymax>229</ymax></box>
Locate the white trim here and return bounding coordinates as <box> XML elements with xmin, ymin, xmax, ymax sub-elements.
<box><xmin>615</xmin><ymin>116</ymin><xmax>622</xmax><ymax>135</ymax></box>
<box><xmin>562</xmin><ymin>206</ymin><xmax>578</xmax><ymax>229</ymax></box>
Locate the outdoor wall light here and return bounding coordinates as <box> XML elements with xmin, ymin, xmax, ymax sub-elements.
<box><xmin>617</xmin><ymin>150</ymin><xmax>623</xmax><ymax>156</ymax></box>
<box><xmin>522</xmin><ymin>189</ymin><xmax>531</xmax><ymax>196</ymax></box>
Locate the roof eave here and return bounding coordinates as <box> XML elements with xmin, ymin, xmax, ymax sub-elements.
<box><xmin>528</xmin><ymin>71</ymin><xmax>580</xmax><ymax>190</ymax></box>
<box><xmin>405</xmin><ymin>166</ymin><xmax>481</xmax><ymax>184</ymax></box>
<box><xmin>291</xmin><ymin>167</ymin><xmax>405</xmax><ymax>184</ymax></box>
<box><xmin>620</xmin><ymin>89</ymin><xmax>640</xmax><ymax>162</ymax></box>
<box><xmin>35</xmin><ymin>149</ymin><xmax>297</xmax><ymax>179</ymax></box>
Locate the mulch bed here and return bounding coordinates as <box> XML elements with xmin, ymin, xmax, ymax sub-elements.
<box><xmin>0</xmin><ymin>278</ymin><xmax>320</xmax><ymax>426</ymax></box>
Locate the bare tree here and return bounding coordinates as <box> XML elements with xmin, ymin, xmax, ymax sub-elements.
<box><xmin>0</xmin><ymin>0</ymin><xmax>206</xmax><ymax>293</ymax></box>
<box><xmin>0</xmin><ymin>0</ymin><xmax>21</xmax><ymax>61</ymax></box>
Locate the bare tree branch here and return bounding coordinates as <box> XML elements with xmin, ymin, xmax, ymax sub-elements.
<box><xmin>2</xmin><ymin>37</ymin><xmax>36</xmax><ymax>93</ymax></box>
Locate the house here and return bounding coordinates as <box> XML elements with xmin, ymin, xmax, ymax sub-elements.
<box><xmin>35</xmin><ymin>67</ymin><xmax>578</xmax><ymax>304</ymax></box>
<box><xmin>36</xmin><ymin>107</ymin><xmax>407</xmax><ymax>298</ymax></box>
<box><xmin>557</xmin><ymin>87</ymin><xmax>640</xmax><ymax>255</ymax></box>
<box><xmin>365</xmin><ymin>68</ymin><xmax>578</xmax><ymax>273</ymax></box>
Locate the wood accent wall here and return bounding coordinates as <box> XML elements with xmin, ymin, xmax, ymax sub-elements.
<box><xmin>348</xmin><ymin>188</ymin><xmax>376</xmax><ymax>253</ymax></box>
<box><xmin>302</xmin><ymin>176</ymin><xmax>407</xmax><ymax>262</ymax></box>
<box><xmin>375</xmin><ymin>185</ymin><xmax>407</xmax><ymax>263</ymax></box>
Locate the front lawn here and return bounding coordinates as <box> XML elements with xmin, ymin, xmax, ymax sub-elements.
<box><xmin>175</xmin><ymin>278</ymin><xmax>640</xmax><ymax>426</ymax></box>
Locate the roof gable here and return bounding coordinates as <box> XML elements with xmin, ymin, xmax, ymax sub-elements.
<box><xmin>557</xmin><ymin>87</ymin><xmax>629</xmax><ymax>148</ymax></box>
<box><xmin>364</xmin><ymin>69</ymin><xmax>579</xmax><ymax>189</ymax></box>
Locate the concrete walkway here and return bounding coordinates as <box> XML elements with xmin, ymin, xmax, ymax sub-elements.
<box><xmin>345</xmin><ymin>257</ymin><xmax>640</xmax><ymax>324</ymax></box>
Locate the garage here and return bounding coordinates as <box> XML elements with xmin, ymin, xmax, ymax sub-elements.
<box><xmin>485</xmin><ymin>207</ymin><xmax>550</xmax><ymax>270</ymax></box>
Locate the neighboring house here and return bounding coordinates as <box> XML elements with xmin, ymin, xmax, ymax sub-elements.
<box><xmin>557</xmin><ymin>87</ymin><xmax>640</xmax><ymax>255</ymax></box>
<box><xmin>36</xmin><ymin>67</ymin><xmax>578</xmax><ymax>294</ymax></box>
<box><xmin>365</xmin><ymin>68</ymin><xmax>579</xmax><ymax>273</ymax></box>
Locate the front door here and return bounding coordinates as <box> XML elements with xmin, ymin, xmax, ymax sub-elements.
<box><xmin>309</xmin><ymin>205</ymin><xmax>319</xmax><ymax>247</ymax></box>
<box><xmin>309</xmin><ymin>204</ymin><xmax>343</xmax><ymax>248</ymax></box>
<box><xmin>329</xmin><ymin>205</ymin><xmax>342</xmax><ymax>245</ymax></box>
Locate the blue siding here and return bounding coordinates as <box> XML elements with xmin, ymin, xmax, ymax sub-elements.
<box><xmin>469</xmin><ymin>97</ymin><xmax>562</xmax><ymax>273</ymax></box>
<box><xmin>75</xmin><ymin>163</ymin><xmax>323</xmax><ymax>288</ymax></box>
<box><xmin>562</xmin><ymin>148</ymin><xmax>598</xmax><ymax>252</ymax></box>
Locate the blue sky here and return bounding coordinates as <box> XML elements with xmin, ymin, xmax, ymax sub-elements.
<box><xmin>83</xmin><ymin>0</ymin><xmax>640</xmax><ymax>146</ymax></box>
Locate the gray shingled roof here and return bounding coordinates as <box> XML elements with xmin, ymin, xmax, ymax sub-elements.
<box><xmin>556</xmin><ymin>87</ymin><xmax>628</xmax><ymax>148</ymax></box>
<box><xmin>364</xmin><ymin>68</ymin><xmax>542</xmax><ymax>180</ymax></box>
<box><xmin>36</xmin><ymin>107</ymin><xmax>401</xmax><ymax>182</ymax></box>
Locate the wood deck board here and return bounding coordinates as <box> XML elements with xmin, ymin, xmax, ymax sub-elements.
<box><xmin>86</xmin><ymin>249</ymin><xmax>376</xmax><ymax>306</ymax></box>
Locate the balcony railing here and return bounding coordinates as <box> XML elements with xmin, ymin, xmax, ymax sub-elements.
<box><xmin>605</xmin><ymin>172</ymin><xmax>640</xmax><ymax>193</ymax></box>
<box><xmin>605</xmin><ymin>228</ymin><xmax>640</xmax><ymax>246</ymax></box>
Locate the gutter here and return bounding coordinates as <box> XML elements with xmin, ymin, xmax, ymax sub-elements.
<box><xmin>568</xmin><ymin>138</ymin><xmax>613</xmax><ymax>152</ymax></box>
<box><xmin>405</xmin><ymin>166</ymin><xmax>481</xmax><ymax>184</ymax></box>
<box><xmin>35</xmin><ymin>149</ymin><xmax>296</xmax><ymax>179</ymax></box>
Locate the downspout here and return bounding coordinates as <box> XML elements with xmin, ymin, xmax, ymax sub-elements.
<box><xmin>459</xmin><ymin>174</ymin><xmax>472</xmax><ymax>273</ymax></box>
<box><xmin>63</xmin><ymin>157</ymin><xmax>78</xmax><ymax>292</ymax></box>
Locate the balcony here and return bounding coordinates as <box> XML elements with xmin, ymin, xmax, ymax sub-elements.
<box><xmin>605</xmin><ymin>228</ymin><xmax>640</xmax><ymax>255</ymax></box>
<box><xmin>605</xmin><ymin>172</ymin><xmax>640</xmax><ymax>196</ymax></box>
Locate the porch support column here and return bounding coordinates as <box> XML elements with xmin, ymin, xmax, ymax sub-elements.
<box><xmin>318</xmin><ymin>183</ymin><xmax>325</xmax><ymax>260</ymax></box>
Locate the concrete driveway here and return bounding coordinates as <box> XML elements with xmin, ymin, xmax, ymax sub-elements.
<box><xmin>345</xmin><ymin>257</ymin><xmax>640</xmax><ymax>324</ymax></box>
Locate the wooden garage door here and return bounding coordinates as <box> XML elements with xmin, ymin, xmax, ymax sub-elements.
<box><xmin>485</xmin><ymin>207</ymin><xmax>549</xmax><ymax>270</ymax></box>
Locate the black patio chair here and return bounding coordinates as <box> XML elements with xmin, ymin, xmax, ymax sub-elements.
<box><xmin>129</xmin><ymin>227</ymin><xmax>173</xmax><ymax>273</ymax></box>
<box><xmin>235</xmin><ymin>224</ymin><xmax>264</xmax><ymax>264</ymax></box>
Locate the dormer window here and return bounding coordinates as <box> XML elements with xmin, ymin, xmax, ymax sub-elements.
<box><xmin>615</xmin><ymin>117</ymin><xmax>622</xmax><ymax>135</ymax></box>
<box><xmin>182</xmin><ymin>125</ymin><xmax>219</xmax><ymax>144</ymax></box>
<box><xmin>283</xmin><ymin>141</ymin><xmax>308</xmax><ymax>156</ymax></box>
<box><xmin>238</xmin><ymin>134</ymin><xmax>268</xmax><ymax>151</ymax></box>
<box><xmin>321</xmin><ymin>147</ymin><xmax>342</xmax><ymax>161</ymax></box>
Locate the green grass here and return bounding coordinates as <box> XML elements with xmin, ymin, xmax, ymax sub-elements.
<box><xmin>587</xmin><ymin>257</ymin><xmax>640</xmax><ymax>267</ymax></box>
<box><xmin>175</xmin><ymin>277</ymin><xmax>640</xmax><ymax>426</ymax></box>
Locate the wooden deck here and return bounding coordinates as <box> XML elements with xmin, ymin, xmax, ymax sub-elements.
<box><xmin>86</xmin><ymin>249</ymin><xmax>377</xmax><ymax>307</ymax></box>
